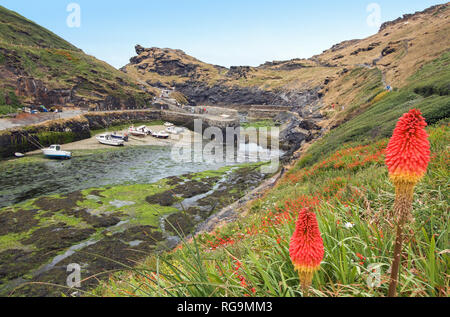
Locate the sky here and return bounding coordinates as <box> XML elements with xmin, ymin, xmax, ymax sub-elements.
<box><xmin>0</xmin><ymin>0</ymin><xmax>446</xmax><ymax>69</ymax></box>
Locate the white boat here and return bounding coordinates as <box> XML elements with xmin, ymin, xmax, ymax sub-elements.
<box><xmin>96</xmin><ymin>133</ymin><xmax>125</xmax><ymax>146</ymax></box>
<box><xmin>164</xmin><ymin>122</ymin><xmax>174</xmax><ymax>127</ymax></box>
<box><xmin>42</xmin><ymin>145</ymin><xmax>72</xmax><ymax>160</ymax></box>
<box><xmin>15</xmin><ymin>152</ymin><xmax>25</xmax><ymax>158</ymax></box>
<box><xmin>139</xmin><ymin>125</ymin><xmax>152</xmax><ymax>135</ymax></box>
<box><xmin>129</xmin><ymin>125</ymin><xmax>151</xmax><ymax>137</ymax></box>
<box><xmin>166</xmin><ymin>126</ymin><xmax>183</xmax><ymax>135</ymax></box>
<box><xmin>152</xmin><ymin>131</ymin><xmax>170</xmax><ymax>139</ymax></box>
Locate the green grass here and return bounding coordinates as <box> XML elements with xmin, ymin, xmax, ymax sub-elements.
<box><xmin>0</xmin><ymin>5</ymin><xmax>78</xmax><ymax>50</ymax></box>
<box><xmin>0</xmin><ymin>105</ymin><xmax>18</xmax><ymax>116</ymax></box>
<box><xmin>0</xmin><ymin>89</ymin><xmax>22</xmax><ymax>115</ymax></box>
<box><xmin>241</xmin><ymin>120</ymin><xmax>277</xmax><ymax>129</ymax></box>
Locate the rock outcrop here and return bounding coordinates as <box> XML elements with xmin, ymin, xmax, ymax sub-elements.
<box><xmin>379</xmin><ymin>4</ymin><xmax>448</xmax><ymax>31</ymax></box>
<box><xmin>126</xmin><ymin>45</ymin><xmax>207</xmax><ymax>79</ymax></box>
<box><xmin>122</xmin><ymin>44</ymin><xmax>325</xmax><ymax>115</ymax></box>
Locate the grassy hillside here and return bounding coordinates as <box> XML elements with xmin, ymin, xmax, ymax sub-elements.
<box><xmin>95</xmin><ymin>53</ymin><xmax>449</xmax><ymax>297</ymax></box>
<box><xmin>0</xmin><ymin>6</ymin><xmax>78</xmax><ymax>50</ymax></box>
<box><xmin>299</xmin><ymin>51</ymin><xmax>450</xmax><ymax>167</ymax></box>
<box><xmin>0</xmin><ymin>5</ymin><xmax>156</xmax><ymax>114</ymax></box>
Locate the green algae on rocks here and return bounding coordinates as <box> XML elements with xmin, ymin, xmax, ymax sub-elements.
<box><xmin>0</xmin><ymin>161</ymin><xmax>272</xmax><ymax>296</ymax></box>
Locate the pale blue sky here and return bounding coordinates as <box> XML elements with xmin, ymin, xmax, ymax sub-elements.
<box><xmin>0</xmin><ymin>0</ymin><xmax>446</xmax><ymax>68</ymax></box>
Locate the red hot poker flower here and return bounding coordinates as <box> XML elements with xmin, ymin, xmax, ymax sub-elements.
<box><xmin>289</xmin><ymin>208</ymin><xmax>324</xmax><ymax>290</ymax></box>
<box><xmin>385</xmin><ymin>109</ymin><xmax>430</xmax><ymax>186</ymax></box>
<box><xmin>385</xmin><ymin>109</ymin><xmax>431</xmax><ymax>297</ymax></box>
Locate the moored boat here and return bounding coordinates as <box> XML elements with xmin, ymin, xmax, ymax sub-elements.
<box><xmin>166</xmin><ymin>126</ymin><xmax>183</xmax><ymax>135</ymax></box>
<box><xmin>129</xmin><ymin>125</ymin><xmax>151</xmax><ymax>137</ymax></box>
<box><xmin>15</xmin><ymin>152</ymin><xmax>25</xmax><ymax>158</ymax></box>
<box><xmin>164</xmin><ymin>122</ymin><xmax>174</xmax><ymax>127</ymax></box>
<box><xmin>42</xmin><ymin>145</ymin><xmax>72</xmax><ymax>160</ymax></box>
<box><xmin>96</xmin><ymin>133</ymin><xmax>125</xmax><ymax>146</ymax></box>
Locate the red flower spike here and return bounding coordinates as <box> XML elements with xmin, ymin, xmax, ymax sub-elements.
<box><xmin>289</xmin><ymin>208</ymin><xmax>324</xmax><ymax>279</ymax></box>
<box><xmin>385</xmin><ymin>109</ymin><xmax>431</xmax><ymax>185</ymax></box>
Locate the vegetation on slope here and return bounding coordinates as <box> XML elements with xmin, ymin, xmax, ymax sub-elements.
<box><xmin>0</xmin><ymin>89</ymin><xmax>21</xmax><ymax>115</ymax></box>
<box><xmin>0</xmin><ymin>5</ymin><xmax>156</xmax><ymax>112</ymax></box>
<box><xmin>0</xmin><ymin>6</ymin><xmax>78</xmax><ymax>50</ymax></box>
<box><xmin>302</xmin><ymin>52</ymin><xmax>450</xmax><ymax>167</ymax></box>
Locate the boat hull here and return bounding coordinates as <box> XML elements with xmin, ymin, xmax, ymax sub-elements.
<box><xmin>153</xmin><ymin>133</ymin><xmax>170</xmax><ymax>139</ymax></box>
<box><xmin>98</xmin><ymin>141</ymin><xmax>124</xmax><ymax>147</ymax></box>
<box><xmin>42</xmin><ymin>145</ymin><xmax>72</xmax><ymax>160</ymax></box>
<box><xmin>129</xmin><ymin>132</ymin><xmax>146</xmax><ymax>137</ymax></box>
<box><xmin>96</xmin><ymin>134</ymin><xmax>125</xmax><ymax>146</ymax></box>
<box><xmin>44</xmin><ymin>154</ymin><xmax>72</xmax><ymax>160</ymax></box>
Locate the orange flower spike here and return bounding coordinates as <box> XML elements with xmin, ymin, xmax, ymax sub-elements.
<box><xmin>289</xmin><ymin>208</ymin><xmax>324</xmax><ymax>291</ymax></box>
<box><xmin>385</xmin><ymin>109</ymin><xmax>430</xmax><ymax>186</ymax></box>
<box><xmin>385</xmin><ymin>109</ymin><xmax>431</xmax><ymax>297</ymax></box>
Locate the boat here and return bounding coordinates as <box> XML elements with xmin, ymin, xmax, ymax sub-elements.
<box><xmin>152</xmin><ymin>131</ymin><xmax>170</xmax><ymax>139</ymax></box>
<box><xmin>138</xmin><ymin>125</ymin><xmax>152</xmax><ymax>135</ymax></box>
<box><xmin>111</xmin><ymin>132</ymin><xmax>129</xmax><ymax>142</ymax></box>
<box><xmin>42</xmin><ymin>145</ymin><xmax>72</xmax><ymax>160</ymax></box>
<box><xmin>96</xmin><ymin>133</ymin><xmax>125</xmax><ymax>146</ymax></box>
<box><xmin>129</xmin><ymin>125</ymin><xmax>151</xmax><ymax>137</ymax></box>
<box><xmin>166</xmin><ymin>126</ymin><xmax>183</xmax><ymax>135</ymax></box>
<box><xmin>164</xmin><ymin>122</ymin><xmax>174</xmax><ymax>127</ymax></box>
<box><xmin>15</xmin><ymin>152</ymin><xmax>25</xmax><ymax>158</ymax></box>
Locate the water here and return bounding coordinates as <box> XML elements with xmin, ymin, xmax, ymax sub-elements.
<box><xmin>0</xmin><ymin>143</ymin><xmax>282</xmax><ymax>208</ymax></box>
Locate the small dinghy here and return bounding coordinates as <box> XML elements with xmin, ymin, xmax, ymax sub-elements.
<box><xmin>111</xmin><ymin>132</ymin><xmax>129</xmax><ymax>142</ymax></box>
<box><xmin>164</xmin><ymin>122</ymin><xmax>174</xmax><ymax>127</ymax></box>
<box><xmin>42</xmin><ymin>145</ymin><xmax>72</xmax><ymax>160</ymax></box>
<box><xmin>152</xmin><ymin>131</ymin><xmax>170</xmax><ymax>139</ymax></box>
<box><xmin>96</xmin><ymin>133</ymin><xmax>125</xmax><ymax>147</ymax></box>
<box><xmin>15</xmin><ymin>152</ymin><xmax>25</xmax><ymax>158</ymax></box>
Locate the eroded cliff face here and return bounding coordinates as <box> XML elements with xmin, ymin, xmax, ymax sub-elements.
<box><xmin>0</xmin><ymin>58</ymin><xmax>154</xmax><ymax>112</ymax></box>
<box><xmin>173</xmin><ymin>81</ymin><xmax>321</xmax><ymax>110</ymax></box>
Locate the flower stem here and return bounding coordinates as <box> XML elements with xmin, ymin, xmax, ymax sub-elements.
<box><xmin>299</xmin><ymin>271</ymin><xmax>313</xmax><ymax>297</ymax></box>
<box><xmin>388</xmin><ymin>184</ymin><xmax>413</xmax><ymax>297</ymax></box>
<box><xmin>388</xmin><ymin>222</ymin><xmax>404</xmax><ymax>297</ymax></box>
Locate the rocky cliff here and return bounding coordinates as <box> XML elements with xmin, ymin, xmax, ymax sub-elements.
<box><xmin>122</xmin><ymin>45</ymin><xmax>326</xmax><ymax>112</ymax></box>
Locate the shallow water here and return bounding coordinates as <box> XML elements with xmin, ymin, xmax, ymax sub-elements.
<box><xmin>0</xmin><ymin>143</ymin><xmax>281</xmax><ymax>208</ymax></box>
